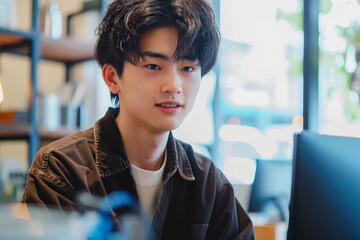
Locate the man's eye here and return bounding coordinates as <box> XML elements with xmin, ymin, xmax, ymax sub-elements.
<box><xmin>182</xmin><ymin>66</ymin><xmax>195</xmax><ymax>72</ymax></box>
<box><xmin>146</xmin><ymin>64</ymin><xmax>161</xmax><ymax>70</ymax></box>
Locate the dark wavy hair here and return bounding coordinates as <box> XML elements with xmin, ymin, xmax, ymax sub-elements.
<box><xmin>95</xmin><ymin>0</ymin><xmax>221</xmax><ymax>105</ymax></box>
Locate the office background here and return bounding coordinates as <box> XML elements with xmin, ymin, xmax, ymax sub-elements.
<box><xmin>0</xmin><ymin>0</ymin><xmax>359</xmax><ymax>218</ymax></box>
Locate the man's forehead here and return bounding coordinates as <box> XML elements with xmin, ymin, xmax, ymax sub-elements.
<box><xmin>138</xmin><ymin>26</ymin><xmax>197</xmax><ymax>61</ymax></box>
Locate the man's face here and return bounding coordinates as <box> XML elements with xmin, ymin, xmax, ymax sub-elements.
<box><xmin>117</xmin><ymin>26</ymin><xmax>202</xmax><ymax>133</ymax></box>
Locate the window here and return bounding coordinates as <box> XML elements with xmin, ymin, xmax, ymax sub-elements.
<box><xmin>319</xmin><ymin>0</ymin><xmax>360</xmax><ymax>137</ymax></box>
<box><xmin>216</xmin><ymin>0</ymin><xmax>303</xmax><ymax>184</ymax></box>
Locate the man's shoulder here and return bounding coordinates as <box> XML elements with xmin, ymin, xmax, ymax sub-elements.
<box><xmin>31</xmin><ymin>128</ymin><xmax>95</xmax><ymax>170</ymax></box>
<box><xmin>26</xmin><ymin>128</ymin><xmax>97</xmax><ymax>197</ymax></box>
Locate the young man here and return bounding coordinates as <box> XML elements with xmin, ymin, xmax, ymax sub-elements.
<box><xmin>21</xmin><ymin>0</ymin><xmax>254</xmax><ymax>239</ymax></box>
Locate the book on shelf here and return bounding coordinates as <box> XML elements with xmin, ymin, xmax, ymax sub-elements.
<box><xmin>0</xmin><ymin>110</ymin><xmax>28</xmax><ymax>125</ymax></box>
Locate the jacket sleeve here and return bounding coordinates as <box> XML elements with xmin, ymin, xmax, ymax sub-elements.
<box><xmin>20</xmin><ymin>149</ymin><xmax>76</xmax><ymax>212</ymax></box>
<box><xmin>206</xmin><ymin>173</ymin><xmax>255</xmax><ymax>240</ymax></box>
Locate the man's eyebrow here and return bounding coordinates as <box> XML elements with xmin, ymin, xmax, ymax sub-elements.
<box><xmin>141</xmin><ymin>51</ymin><xmax>199</xmax><ymax>63</ymax></box>
<box><xmin>142</xmin><ymin>51</ymin><xmax>169</xmax><ymax>60</ymax></box>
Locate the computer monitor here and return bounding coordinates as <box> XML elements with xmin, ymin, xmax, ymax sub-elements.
<box><xmin>287</xmin><ymin>131</ymin><xmax>360</xmax><ymax>240</ymax></box>
<box><xmin>248</xmin><ymin>159</ymin><xmax>293</xmax><ymax>223</ymax></box>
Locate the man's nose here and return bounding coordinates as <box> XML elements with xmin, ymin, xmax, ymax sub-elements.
<box><xmin>161</xmin><ymin>70</ymin><xmax>182</xmax><ymax>94</ymax></box>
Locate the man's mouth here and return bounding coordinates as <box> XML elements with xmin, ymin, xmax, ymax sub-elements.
<box><xmin>156</xmin><ymin>103</ymin><xmax>181</xmax><ymax>108</ymax></box>
<box><xmin>155</xmin><ymin>101</ymin><xmax>184</xmax><ymax>114</ymax></box>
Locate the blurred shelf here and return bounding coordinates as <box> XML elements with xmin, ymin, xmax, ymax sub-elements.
<box><xmin>0</xmin><ymin>123</ymin><xmax>77</xmax><ymax>141</ymax></box>
<box><xmin>0</xmin><ymin>28</ymin><xmax>32</xmax><ymax>52</ymax></box>
<box><xmin>39</xmin><ymin>127</ymin><xmax>78</xmax><ymax>141</ymax></box>
<box><xmin>0</xmin><ymin>27</ymin><xmax>94</xmax><ymax>63</ymax></box>
<box><xmin>0</xmin><ymin>28</ymin><xmax>33</xmax><ymax>45</ymax></box>
<box><xmin>0</xmin><ymin>1</ymin><xmax>102</xmax><ymax>164</ymax></box>
<box><xmin>41</xmin><ymin>36</ymin><xmax>95</xmax><ymax>63</ymax></box>
<box><xmin>0</xmin><ymin>124</ymin><xmax>31</xmax><ymax>140</ymax></box>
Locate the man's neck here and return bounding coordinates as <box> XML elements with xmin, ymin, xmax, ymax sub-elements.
<box><xmin>115</xmin><ymin>114</ymin><xmax>169</xmax><ymax>171</ymax></box>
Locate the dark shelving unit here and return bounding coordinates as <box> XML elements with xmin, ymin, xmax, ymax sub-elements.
<box><xmin>0</xmin><ymin>0</ymin><xmax>102</xmax><ymax>166</ymax></box>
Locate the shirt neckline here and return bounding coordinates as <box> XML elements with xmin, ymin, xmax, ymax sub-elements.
<box><xmin>131</xmin><ymin>149</ymin><xmax>167</xmax><ymax>186</ymax></box>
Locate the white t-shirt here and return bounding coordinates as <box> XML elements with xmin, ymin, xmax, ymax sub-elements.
<box><xmin>130</xmin><ymin>149</ymin><xmax>167</xmax><ymax>218</ymax></box>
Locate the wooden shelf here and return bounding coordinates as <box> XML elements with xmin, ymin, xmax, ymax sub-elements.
<box><xmin>0</xmin><ymin>28</ymin><xmax>94</xmax><ymax>63</ymax></box>
<box><xmin>41</xmin><ymin>36</ymin><xmax>95</xmax><ymax>63</ymax></box>
<box><xmin>39</xmin><ymin>126</ymin><xmax>78</xmax><ymax>141</ymax></box>
<box><xmin>0</xmin><ymin>28</ymin><xmax>33</xmax><ymax>46</ymax></box>
<box><xmin>0</xmin><ymin>124</ymin><xmax>31</xmax><ymax>140</ymax></box>
<box><xmin>0</xmin><ymin>123</ymin><xmax>77</xmax><ymax>141</ymax></box>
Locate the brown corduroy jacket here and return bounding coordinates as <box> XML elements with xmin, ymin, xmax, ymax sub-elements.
<box><xmin>21</xmin><ymin>107</ymin><xmax>254</xmax><ymax>240</ymax></box>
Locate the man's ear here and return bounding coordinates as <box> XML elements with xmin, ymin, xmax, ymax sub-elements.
<box><xmin>102</xmin><ymin>64</ymin><xmax>121</xmax><ymax>94</ymax></box>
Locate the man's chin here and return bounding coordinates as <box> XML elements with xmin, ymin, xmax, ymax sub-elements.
<box><xmin>155</xmin><ymin>122</ymin><xmax>183</xmax><ymax>133</ymax></box>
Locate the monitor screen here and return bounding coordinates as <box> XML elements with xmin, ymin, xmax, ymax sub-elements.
<box><xmin>287</xmin><ymin>131</ymin><xmax>360</xmax><ymax>240</ymax></box>
<box><xmin>248</xmin><ymin>159</ymin><xmax>293</xmax><ymax>223</ymax></box>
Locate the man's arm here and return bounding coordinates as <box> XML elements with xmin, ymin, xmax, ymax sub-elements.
<box><xmin>21</xmin><ymin>168</ymin><xmax>75</xmax><ymax>211</ymax></box>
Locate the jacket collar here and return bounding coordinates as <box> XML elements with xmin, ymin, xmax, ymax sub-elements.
<box><xmin>165</xmin><ymin>133</ymin><xmax>195</xmax><ymax>181</ymax></box>
<box><xmin>94</xmin><ymin>107</ymin><xmax>195</xmax><ymax>181</ymax></box>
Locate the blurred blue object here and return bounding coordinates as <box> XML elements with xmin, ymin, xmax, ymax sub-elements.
<box><xmin>88</xmin><ymin>190</ymin><xmax>154</xmax><ymax>240</ymax></box>
<box><xmin>0</xmin><ymin>191</ymin><xmax>154</xmax><ymax>240</ymax></box>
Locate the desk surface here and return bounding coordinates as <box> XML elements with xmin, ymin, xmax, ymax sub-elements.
<box><xmin>254</xmin><ymin>222</ymin><xmax>288</xmax><ymax>240</ymax></box>
<box><xmin>4</xmin><ymin>204</ymin><xmax>288</xmax><ymax>240</ymax></box>
<box><xmin>0</xmin><ymin>204</ymin><xmax>79</xmax><ymax>240</ymax></box>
